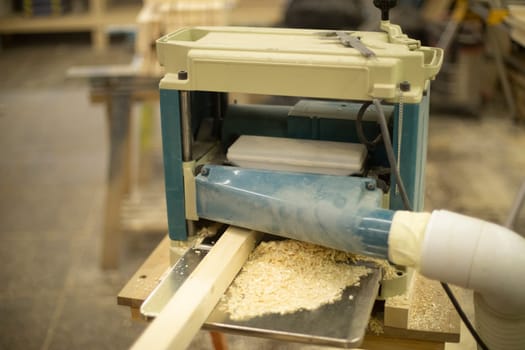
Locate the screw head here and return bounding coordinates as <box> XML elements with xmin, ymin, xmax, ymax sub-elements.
<box><xmin>178</xmin><ymin>70</ymin><xmax>188</xmax><ymax>80</ymax></box>
<box><xmin>200</xmin><ymin>167</ymin><xmax>209</xmax><ymax>176</ymax></box>
<box><xmin>366</xmin><ymin>182</ymin><xmax>376</xmax><ymax>191</ymax></box>
<box><xmin>400</xmin><ymin>81</ymin><xmax>411</xmax><ymax>92</ymax></box>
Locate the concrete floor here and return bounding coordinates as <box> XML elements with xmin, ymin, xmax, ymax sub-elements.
<box><xmin>0</xmin><ymin>37</ymin><xmax>155</xmax><ymax>350</ymax></box>
<box><xmin>0</xmin><ymin>36</ymin><xmax>524</xmax><ymax>350</ymax></box>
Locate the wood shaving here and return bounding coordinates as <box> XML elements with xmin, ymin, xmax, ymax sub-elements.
<box><xmin>349</xmin><ymin>254</ymin><xmax>399</xmax><ymax>281</ymax></box>
<box><xmin>407</xmin><ymin>274</ymin><xmax>459</xmax><ymax>333</ymax></box>
<box><xmin>221</xmin><ymin>240</ymin><xmax>372</xmax><ymax>321</ymax></box>
<box><xmin>387</xmin><ymin>291</ymin><xmax>410</xmax><ymax>308</ymax></box>
<box><xmin>170</xmin><ymin>225</ymin><xmax>218</xmax><ymax>257</ymax></box>
<box><xmin>367</xmin><ymin>316</ymin><xmax>384</xmax><ymax>335</ymax></box>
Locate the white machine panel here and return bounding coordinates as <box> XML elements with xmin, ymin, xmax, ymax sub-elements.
<box><xmin>157</xmin><ymin>26</ymin><xmax>443</xmax><ymax>103</ymax></box>
<box><xmin>227</xmin><ymin>135</ymin><xmax>367</xmax><ymax>176</ymax></box>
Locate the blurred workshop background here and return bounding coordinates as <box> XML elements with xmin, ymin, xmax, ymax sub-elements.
<box><xmin>0</xmin><ymin>0</ymin><xmax>524</xmax><ymax>349</ymax></box>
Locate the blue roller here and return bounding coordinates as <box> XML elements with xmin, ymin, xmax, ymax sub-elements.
<box><xmin>195</xmin><ymin>165</ymin><xmax>395</xmax><ymax>259</ymax></box>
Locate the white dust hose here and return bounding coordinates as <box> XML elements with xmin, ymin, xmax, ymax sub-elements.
<box><xmin>388</xmin><ymin>210</ymin><xmax>525</xmax><ymax>350</ymax></box>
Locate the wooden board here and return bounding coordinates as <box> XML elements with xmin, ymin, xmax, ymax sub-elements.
<box><xmin>507</xmin><ymin>6</ymin><xmax>525</xmax><ymax>47</ymax></box>
<box><xmin>0</xmin><ymin>1</ymin><xmax>141</xmax><ymax>51</ymax></box>
<box><xmin>362</xmin><ymin>335</ymin><xmax>445</xmax><ymax>350</ymax></box>
<box><xmin>135</xmin><ymin>0</ymin><xmax>233</xmax><ymax>76</ymax></box>
<box><xmin>131</xmin><ymin>227</ymin><xmax>262</xmax><ymax>350</ymax></box>
<box><xmin>118</xmin><ymin>235</ymin><xmax>171</xmax><ymax>310</ymax></box>
<box><xmin>384</xmin><ymin>273</ymin><xmax>460</xmax><ymax>343</ymax></box>
<box><xmin>384</xmin><ymin>271</ymin><xmax>416</xmax><ymax>329</ymax></box>
<box><xmin>134</xmin><ymin>0</ymin><xmax>287</xmax><ymax>76</ymax></box>
<box><xmin>230</xmin><ymin>0</ymin><xmax>286</xmax><ymax>26</ymax></box>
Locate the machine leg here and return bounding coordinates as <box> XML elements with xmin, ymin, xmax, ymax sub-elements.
<box><xmin>159</xmin><ymin>89</ymin><xmax>187</xmax><ymax>240</ymax></box>
<box><xmin>101</xmin><ymin>89</ymin><xmax>132</xmax><ymax>269</ymax></box>
<box><xmin>179</xmin><ymin>90</ymin><xmax>195</xmax><ymax>236</ymax></box>
<box><xmin>209</xmin><ymin>332</ymin><xmax>228</xmax><ymax>350</ymax></box>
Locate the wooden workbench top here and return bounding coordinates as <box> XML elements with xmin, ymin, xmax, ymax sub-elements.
<box><xmin>118</xmin><ymin>235</ymin><xmax>460</xmax><ymax>349</ymax></box>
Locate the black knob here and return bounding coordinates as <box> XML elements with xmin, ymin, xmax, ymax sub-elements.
<box><xmin>373</xmin><ymin>0</ymin><xmax>397</xmax><ymax>21</ymax></box>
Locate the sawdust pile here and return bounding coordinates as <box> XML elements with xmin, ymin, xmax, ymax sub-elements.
<box><xmin>221</xmin><ymin>240</ymin><xmax>373</xmax><ymax>321</ymax></box>
<box><xmin>408</xmin><ymin>274</ymin><xmax>459</xmax><ymax>333</ymax></box>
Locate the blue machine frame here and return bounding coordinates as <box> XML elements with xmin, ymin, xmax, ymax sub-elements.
<box><xmin>159</xmin><ymin>89</ymin><xmax>187</xmax><ymax>238</ymax></box>
<box><xmin>159</xmin><ymin>88</ymin><xmax>430</xmax><ymax>245</ymax></box>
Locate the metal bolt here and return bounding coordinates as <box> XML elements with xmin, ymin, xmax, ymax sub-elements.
<box><xmin>178</xmin><ymin>70</ymin><xmax>188</xmax><ymax>80</ymax></box>
<box><xmin>200</xmin><ymin>167</ymin><xmax>209</xmax><ymax>176</ymax></box>
<box><xmin>400</xmin><ymin>81</ymin><xmax>411</xmax><ymax>92</ymax></box>
<box><xmin>366</xmin><ymin>182</ymin><xmax>376</xmax><ymax>191</ymax></box>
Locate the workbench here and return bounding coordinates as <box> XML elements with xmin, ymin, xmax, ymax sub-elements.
<box><xmin>118</xmin><ymin>235</ymin><xmax>460</xmax><ymax>350</ymax></box>
<box><xmin>68</xmin><ymin>62</ymin><xmax>285</xmax><ymax>270</ymax></box>
<box><xmin>68</xmin><ymin>60</ymin><xmax>162</xmax><ymax>269</ymax></box>
<box><xmin>64</xmin><ymin>0</ymin><xmax>290</xmax><ymax>270</ymax></box>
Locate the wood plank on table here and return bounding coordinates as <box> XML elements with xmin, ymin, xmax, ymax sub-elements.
<box><xmin>384</xmin><ymin>273</ymin><xmax>460</xmax><ymax>343</ymax></box>
<box><xmin>362</xmin><ymin>335</ymin><xmax>445</xmax><ymax>350</ymax></box>
<box><xmin>131</xmin><ymin>227</ymin><xmax>262</xmax><ymax>350</ymax></box>
<box><xmin>118</xmin><ymin>235</ymin><xmax>171</xmax><ymax>310</ymax></box>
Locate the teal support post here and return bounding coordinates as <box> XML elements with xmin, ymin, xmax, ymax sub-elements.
<box><xmin>160</xmin><ymin>89</ymin><xmax>187</xmax><ymax>240</ymax></box>
<box><xmin>391</xmin><ymin>94</ymin><xmax>429</xmax><ymax>211</ymax></box>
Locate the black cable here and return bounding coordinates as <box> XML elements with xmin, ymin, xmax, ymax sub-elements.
<box><xmin>372</xmin><ymin>98</ymin><xmax>490</xmax><ymax>350</ymax></box>
<box><xmin>356</xmin><ymin>101</ymin><xmax>382</xmax><ymax>149</ymax></box>
<box><xmin>372</xmin><ymin>99</ymin><xmax>412</xmax><ymax>211</ymax></box>
<box><xmin>441</xmin><ymin>282</ymin><xmax>490</xmax><ymax>350</ymax></box>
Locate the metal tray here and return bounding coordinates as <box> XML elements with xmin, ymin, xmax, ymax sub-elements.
<box><xmin>141</xmin><ymin>240</ymin><xmax>381</xmax><ymax>348</ymax></box>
